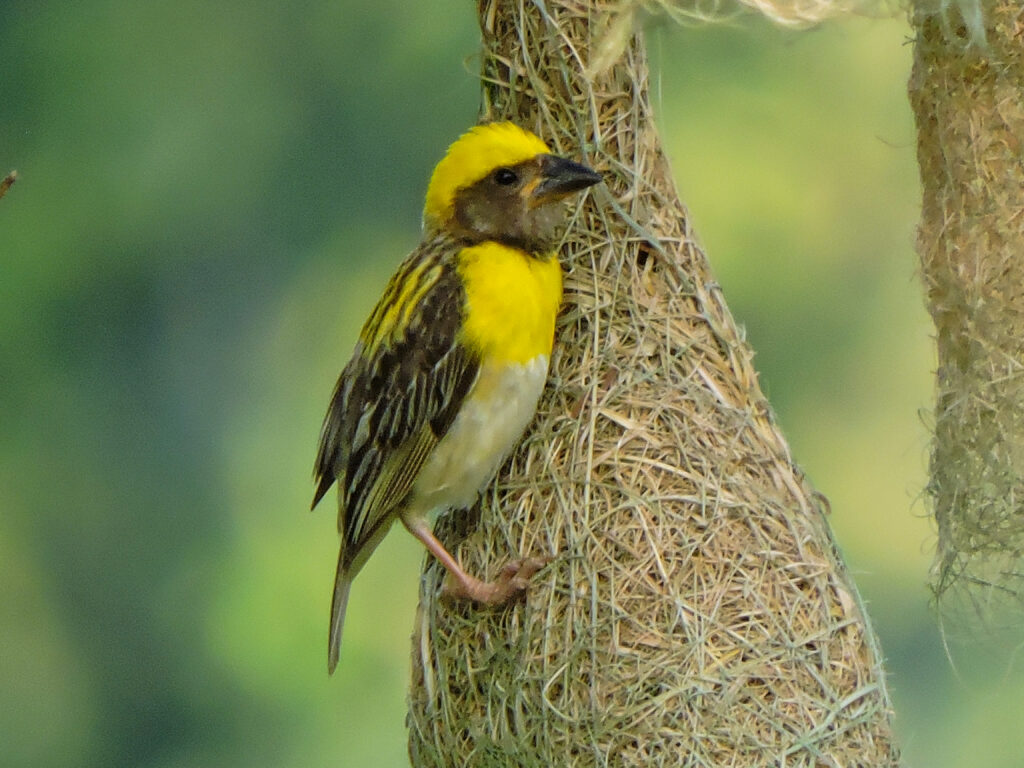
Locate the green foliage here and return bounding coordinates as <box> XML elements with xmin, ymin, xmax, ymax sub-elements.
<box><xmin>2</xmin><ymin>3</ymin><xmax>1021</xmax><ymax>768</ymax></box>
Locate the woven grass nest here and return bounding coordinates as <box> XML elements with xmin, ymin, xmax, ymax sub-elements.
<box><xmin>911</xmin><ymin>0</ymin><xmax>1024</xmax><ymax>631</ymax></box>
<box><xmin>408</xmin><ymin>1</ymin><xmax>900</xmax><ymax>765</ymax></box>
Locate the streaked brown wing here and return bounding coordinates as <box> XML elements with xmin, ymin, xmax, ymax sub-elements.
<box><xmin>312</xmin><ymin>237</ymin><xmax>479</xmax><ymax>568</ymax></box>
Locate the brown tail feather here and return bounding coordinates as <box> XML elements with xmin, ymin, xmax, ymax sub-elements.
<box><xmin>328</xmin><ymin>563</ymin><xmax>352</xmax><ymax>674</ymax></box>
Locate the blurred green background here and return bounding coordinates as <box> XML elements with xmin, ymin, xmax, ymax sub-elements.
<box><xmin>3</xmin><ymin>2</ymin><xmax>1021</xmax><ymax>766</ymax></box>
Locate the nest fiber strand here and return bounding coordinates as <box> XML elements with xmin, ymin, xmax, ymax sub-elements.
<box><xmin>910</xmin><ymin>1</ymin><xmax>1024</xmax><ymax>623</ymax></box>
<box><xmin>408</xmin><ymin>1</ymin><xmax>900</xmax><ymax>765</ymax></box>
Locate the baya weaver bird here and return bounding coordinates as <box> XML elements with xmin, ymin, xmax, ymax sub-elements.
<box><xmin>312</xmin><ymin>122</ymin><xmax>601</xmax><ymax>673</ymax></box>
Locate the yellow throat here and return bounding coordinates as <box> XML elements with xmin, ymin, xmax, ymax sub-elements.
<box><xmin>457</xmin><ymin>242</ymin><xmax>562</xmax><ymax>365</ymax></box>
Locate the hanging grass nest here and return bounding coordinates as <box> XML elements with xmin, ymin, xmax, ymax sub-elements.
<box><xmin>408</xmin><ymin>1</ymin><xmax>900</xmax><ymax>765</ymax></box>
<box><xmin>910</xmin><ymin>0</ymin><xmax>1024</xmax><ymax>630</ymax></box>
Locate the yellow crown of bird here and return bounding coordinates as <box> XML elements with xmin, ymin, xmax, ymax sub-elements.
<box><xmin>423</xmin><ymin>122</ymin><xmax>551</xmax><ymax>227</ymax></box>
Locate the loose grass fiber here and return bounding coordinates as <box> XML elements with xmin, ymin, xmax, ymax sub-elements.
<box><xmin>408</xmin><ymin>2</ymin><xmax>901</xmax><ymax>765</ymax></box>
<box><xmin>910</xmin><ymin>0</ymin><xmax>1024</xmax><ymax>635</ymax></box>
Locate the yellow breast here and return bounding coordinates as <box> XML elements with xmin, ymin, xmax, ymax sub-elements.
<box><xmin>456</xmin><ymin>242</ymin><xmax>562</xmax><ymax>364</ymax></box>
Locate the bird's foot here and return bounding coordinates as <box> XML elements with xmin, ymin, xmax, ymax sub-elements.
<box><xmin>441</xmin><ymin>556</ymin><xmax>549</xmax><ymax>604</ymax></box>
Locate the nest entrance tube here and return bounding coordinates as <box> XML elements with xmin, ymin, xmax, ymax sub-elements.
<box><xmin>408</xmin><ymin>2</ymin><xmax>900</xmax><ymax>765</ymax></box>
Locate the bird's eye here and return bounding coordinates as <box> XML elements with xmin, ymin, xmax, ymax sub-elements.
<box><xmin>493</xmin><ymin>168</ymin><xmax>518</xmax><ymax>185</ymax></box>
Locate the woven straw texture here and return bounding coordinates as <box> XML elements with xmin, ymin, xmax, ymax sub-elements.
<box><xmin>910</xmin><ymin>1</ymin><xmax>1024</xmax><ymax>624</ymax></box>
<box><xmin>408</xmin><ymin>2</ymin><xmax>901</xmax><ymax>765</ymax></box>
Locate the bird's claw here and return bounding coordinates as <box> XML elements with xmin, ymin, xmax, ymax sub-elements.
<box><xmin>441</xmin><ymin>556</ymin><xmax>550</xmax><ymax>604</ymax></box>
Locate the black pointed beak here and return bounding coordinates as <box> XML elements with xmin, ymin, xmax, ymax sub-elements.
<box><xmin>531</xmin><ymin>154</ymin><xmax>602</xmax><ymax>204</ymax></box>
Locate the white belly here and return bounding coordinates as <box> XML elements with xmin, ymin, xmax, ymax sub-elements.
<box><xmin>408</xmin><ymin>355</ymin><xmax>549</xmax><ymax>518</ymax></box>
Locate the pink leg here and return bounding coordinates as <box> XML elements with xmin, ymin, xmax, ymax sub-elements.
<box><xmin>403</xmin><ymin>518</ymin><xmax>547</xmax><ymax>603</ymax></box>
